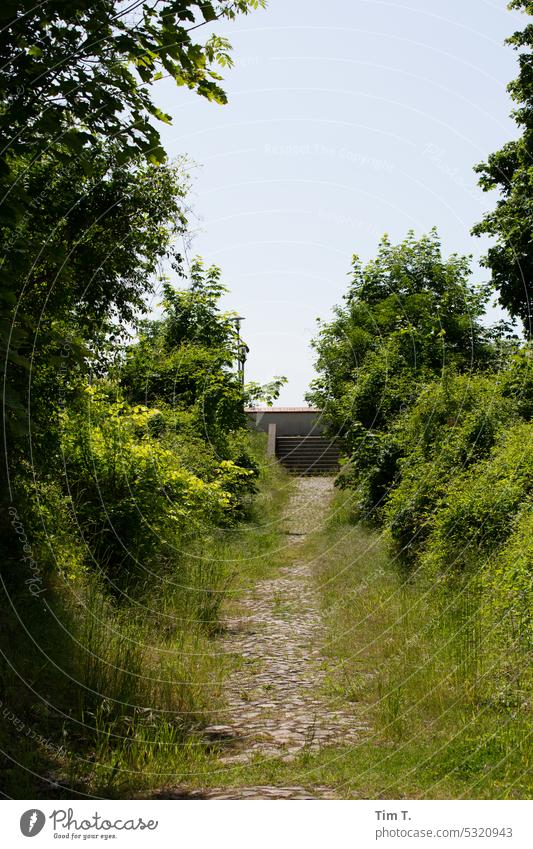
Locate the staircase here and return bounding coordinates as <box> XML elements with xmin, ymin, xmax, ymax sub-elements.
<box><xmin>276</xmin><ymin>435</ymin><xmax>340</xmax><ymax>474</ymax></box>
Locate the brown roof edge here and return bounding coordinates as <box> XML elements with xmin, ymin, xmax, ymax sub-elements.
<box><xmin>245</xmin><ymin>407</ymin><xmax>322</xmax><ymax>413</ymax></box>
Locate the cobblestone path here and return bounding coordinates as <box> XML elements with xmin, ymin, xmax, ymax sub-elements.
<box><xmin>161</xmin><ymin>477</ymin><xmax>369</xmax><ymax>800</ymax></box>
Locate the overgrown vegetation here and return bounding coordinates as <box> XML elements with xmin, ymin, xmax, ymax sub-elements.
<box><xmin>0</xmin><ymin>0</ymin><xmax>285</xmax><ymax>798</ymax></box>
<box><xmin>1</xmin><ymin>0</ymin><xmax>532</xmax><ymax>802</ymax></box>
<box><xmin>310</xmin><ymin>500</ymin><xmax>531</xmax><ymax>799</ymax></box>
<box><xmin>2</xmin><ymin>248</ymin><xmax>289</xmax><ymax>795</ymax></box>
<box><xmin>306</xmin><ymin>240</ymin><xmax>531</xmax><ymax>797</ymax></box>
<box><xmin>171</xmin><ymin>502</ymin><xmax>530</xmax><ymax>799</ymax></box>
<box><xmin>472</xmin><ymin>0</ymin><xmax>533</xmax><ymax>330</ymax></box>
<box><xmin>304</xmin><ymin>2</ymin><xmax>533</xmax><ymax>780</ymax></box>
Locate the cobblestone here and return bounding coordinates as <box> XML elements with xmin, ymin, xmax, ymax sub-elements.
<box><xmin>198</xmin><ymin>478</ymin><xmax>368</xmax><ymax>799</ymax></box>
<box><xmin>158</xmin><ymin>478</ymin><xmax>368</xmax><ymax>800</ymax></box>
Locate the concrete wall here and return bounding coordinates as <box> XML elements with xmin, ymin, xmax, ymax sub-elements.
<box><xmin>245</xmin><ymin>407</ymin><xmax>325</xmax><ymax>437</ymax></box>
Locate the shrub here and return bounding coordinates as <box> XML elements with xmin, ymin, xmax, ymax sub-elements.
<box><xmin>481</xmin><ymin>505</ymin><xmax>533</xmax><ymax>702</ymax></box>
<box><xmin>60</xmin><ymin>386</ymin><xmax>254</xmax><ymax>580</ymax></box>
<box><xmin>385</xmin><ymin>373</ymin><xmax>517</xmax><ymax>558</ymax></box>
<box><xmin>420</xmin><ymin>421</ymin><xmax>533</xmax><ymax>576</ymax></box>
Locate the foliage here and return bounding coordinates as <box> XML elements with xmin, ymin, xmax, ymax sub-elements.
<box><xmin>1</xmin><ymin>0</ymin><xmax>265</xmax><ymax>477</ymax></box>
<box><xmin>0</xmin><ymin>0</ymin><xmax>286</xmax><ymax>800</ymax></box>
<box><xmin>244</xmin><ymin>376</ymin><xmax>288</xmax><ymax>407</ymax></box>
<box><xmin>500</xmin><ymin>343</ymin><xmax>533</xmax><ymax>418</ymax></box>
<box><xmin>120</xmin><ymin>259</ymin><xmax>242</xmax><ymax>418</ymax></box>
<box><xmin>56</xmin><ymin>253</ymin><xmax>282</xmax><ymax>583</ymax></box>
<box><xmin>0</xmin><ymin>422</ymin><xmax>290</xmax><ymax>798</ymax></box>
<box><xmin>309</xmin><ymin>227</ymin><xmax>532</xmax><ymax>745</ymax></box>
<box><xmin>472</xmin><ymin>0</ymin><xmax>533</xmax><ymax>330</ymax></box>
<box><xmin>309</xmin><ymin>230</ymin><xmax>491</xmax><ymax>432</ymax></box>
<box><xmin>0</xmin><ymin>1</ymin><xmax>265</xmax><ymax>167</ymax></box>
<box><xmin>308</xmin><ymin>230</ymin><xmax>493</xmax><ymax>515</ymax></box>
<box><xmin>60</xmin><ymin>385</ymin><xmax>256</xmax><ymax>581</ymax></box>
<box><xmin>384</xmin><ymin>372</ymin><xmax>519</xmax><ymax>557</ymax></box>
<box><xmin>4</xmin><ymin>148</ymin><xmax>190</xmax><ymax>466</ymax></box>
<box><xmin>120</xmin><ymin>258</ymin><xmax>284</xmax><ymax>444</ymax></box>
<box><xmin>294</xmin><ymin>493</ymin><xmax>532</xmax><ymax>799</ymax></box>
<box><xmin>420</xmin><ymin>421</ymin><xmax>533</xmax><ymax>577</ymax></box>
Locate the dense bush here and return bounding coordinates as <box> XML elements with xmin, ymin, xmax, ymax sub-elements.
<box><xmin>384</xmin><ymin>372</ymin><xmax>518</xmax><ymax>558</ymax></box>
<box><xmin>1</xmin><ymin>231</ymin><xmax>284</xmax><ymax>796</ymax></box>
<box><xmin>310</xmin><ymin>231</ymin><xmax>532</xmax><ymax>730</ymax></box>
<box><xmin>420</xmin><ymin>421</ymin><xmax>532</xmax><ymax>577</ymax></box>
<box><xmin>482</xmin><ymin>505</ymin><xmax>533</xmax><ymax>688</ymax></box>
<box><xmin>60</xmin><ymin>386</ymin><xmax>256</xmax><ymax>582</ymax></box>
<box><xmin>308</xmin><ymin>231</ymin><xmax>496</xmax><ymax>518</ymax></box>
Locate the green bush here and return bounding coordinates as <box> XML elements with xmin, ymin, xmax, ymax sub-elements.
<box><xmin>308</xmin><ymin>231</ymin><xmax>495</xmax><ymax>518</ymax></box>
<box><xmin>501</xmin><ymin>345</ymin><xmax>533</xmax><ymax>420</ymax></box>
<box><xmin>60</xmin><ymin>386</ymin><xmax>255</xmax><ymax>580</ymax></box>
<box><xmin>420</xmin><ymin>421</ymin><xmax>533</xmax><ymax>576</ymax></box>
<box><xmin>119</xmin><ymin>259</ymin><xmax>248</xmax><ymax>446</ymax></box>
<box><xmin>480</xmin><ymin>505</ymin><xmax>533</xmax><ymax>705</ymax></box>
<box><xmin>385</xmin><ymin>373</ymin><xmax>517</xmax><ymax>558</ymax></box>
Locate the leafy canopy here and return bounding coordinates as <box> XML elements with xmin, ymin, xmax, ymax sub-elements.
<box><xmin>472</xmin><ymin>0</ymin><xmax>533</xmax><ymax>331</ymax></box>
<box><xmin>120</xmin><ymin>258</ymin><xmax>285</xmax><ymax>441</ymax></box>
<box><xmin>0</xmin><ymin>1</ymin><xmax>265</xmax><ymax>173</ymax></box>
<box><xmin>308</xmin><ymin>229</ymin><xmax>491</xmax><ymax>435</ymax></box>
<box><xmin>1</xmin><ymin>1</ymin><xmax>264</xmax><ymax>469</ymax></box>
<box><xmin>306</xmin><ymin>230</ymin><xmax>494</xmax><ymax>517</ymax></box>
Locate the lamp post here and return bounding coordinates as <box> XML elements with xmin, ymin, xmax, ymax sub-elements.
<box><xmin>229</xmin><ymin>315</ymin><xmax>248</xmax><ymax>387</ymax></box>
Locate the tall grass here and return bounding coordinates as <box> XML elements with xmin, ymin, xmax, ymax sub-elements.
<box><xmin>0</xmin><ymin>438</ymin><xmax>291</xmax><ymax>798</ymax></box>
<box><xmin>309</xmin><ymin>489</ymin><xmax>531</xmax><ymax>798</ymax></box>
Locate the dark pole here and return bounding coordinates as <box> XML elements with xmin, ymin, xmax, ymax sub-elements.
<box><xmin>230</xmin><ymin>315</ymin><xmax>246</xmax><ymax>387</ymax></box>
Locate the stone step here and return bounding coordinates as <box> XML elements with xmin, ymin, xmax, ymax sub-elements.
<box><xmin>275</xmin><ymin>436</ymin><xmax>340</xmax><ymax>474</ymax></box>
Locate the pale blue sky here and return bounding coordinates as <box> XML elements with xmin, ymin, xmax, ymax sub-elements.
<box><xmin>155</xmin><ymin>0</ymin><xmax>521</xmax><ymax>404</ymax></box>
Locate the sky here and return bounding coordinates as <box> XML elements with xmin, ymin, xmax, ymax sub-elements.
<box><xmin>154</xmin><ymin>0</ymin><xmax>522</xmax><ymax>405</ymax></box>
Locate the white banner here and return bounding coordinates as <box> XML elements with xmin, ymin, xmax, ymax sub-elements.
<box><xmin>2</xmin><ymin>799</ymin><xmax>531</xmax><ymax>848</ymax></box>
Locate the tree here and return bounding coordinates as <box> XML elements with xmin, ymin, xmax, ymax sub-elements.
<box><xmin>307</xmin><ymin>230</ymin><xmax>493</xmax><ymax>514</ymax></box>
<box><xmin>3</xmin><ymin>146</ymin><xmax>190</xmax><ymax>477</ymax></box>
<box><xmin>0</xmin><ymin>1</ymin><xmax>264</xmax><ymax>169</ymax></box>
<box><xmin>0</xmin><ymin>1</ymin><xmax>264</xmax><ymax>475</ymax></box>
<box><xmin>472</xmin><ymin>0</ymin><xmax>533</xmax><ymax>333</ymax></box>
<box><xmin>308</xmin><ymin>230</ymin><xmax>491</xmax><ymax>433</ymax></box>
<box><xmin>120</xmin><ymin>258</ymin><xmax>286</xmax><ymax>444</ymax></box>
<box><xmin>121</xmin><ymin>259</ymin><xmax>250</xmax><ymax>442</ymax></box>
